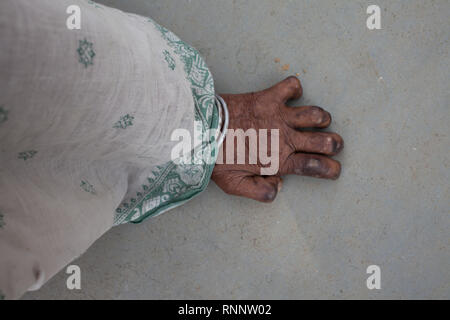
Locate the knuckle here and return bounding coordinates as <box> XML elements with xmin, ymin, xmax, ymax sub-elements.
<box><xmin>310</xmin><ymin>106</ymin><xmax>326</xmax><ymax>123</ymax></box>
<box><xmin>293</xmin><ymin>156</ymin><xmax>326</xmax><ymax>177</ymax></box>
<box><xmin>302</xmin><ymin>157</ymin><xmax>325</xmax><ymax>176</ymax></box>
<box><xmin>309</xmin><ymin>106</ymin><xmax>331</xmax><ymax>126</ymax></box>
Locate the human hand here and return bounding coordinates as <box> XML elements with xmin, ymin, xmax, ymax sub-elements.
<box><xmin>212</xmin><ymin>76</ymin><xmax>344</xmax><ymax>202</ymax></box>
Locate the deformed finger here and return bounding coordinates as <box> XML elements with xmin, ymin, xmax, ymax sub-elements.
<box><xmin>281</xmin><ymin>105</ymin><xmax>332</xmax><ymax>129</ymax></box>
<box><xmin>281</xmin><ymin>153</ymin><xmax>341</xmax><ymax>180</ymax></box>
<box><xmin>266</xmin><ymin>76</ymin><xmax>303</xmax><ymax>103</ymax></box>
<box><xmin>213</xmin><ymin>173</ymin><xmax>282</xmax><ymax>203</ymax></box>
<box><xmin>288</xmin><ymin>131</ymin><xmax>344</xmax><ymax>156</ymax></box>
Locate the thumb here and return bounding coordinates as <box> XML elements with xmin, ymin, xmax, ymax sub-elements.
<box><xmin>212</xmin><ymin>173</ymin><xmax>282</xmax><ymax>203</ymax></box>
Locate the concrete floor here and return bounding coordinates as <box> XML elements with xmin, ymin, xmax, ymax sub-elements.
<box><xmin>25</xmin><ymin>0</ymin><xmax>449</xmax><ymax>299</ymax></box>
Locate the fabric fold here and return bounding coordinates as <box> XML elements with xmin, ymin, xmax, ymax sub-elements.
<box><xmin>0</xmin><ymin>0</ymin><xmax>217</xmax><ymax>299</ymax></box>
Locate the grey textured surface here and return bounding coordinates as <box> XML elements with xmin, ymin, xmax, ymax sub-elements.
<box><xmin>24</xmin><ymin>0</ymin><xmax>449</xmax><ymax>299</ymax></box>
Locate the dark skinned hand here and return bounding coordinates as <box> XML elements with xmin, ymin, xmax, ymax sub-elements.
<box><xmin>212</xmin><ymin>76</ymin><xmax>344</xmax><ymax>202</ymax></box>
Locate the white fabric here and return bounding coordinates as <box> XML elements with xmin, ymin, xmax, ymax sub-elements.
<box><xmin>0</xmin><ymin>0</ymin><xmax>216</xmax><ymax>299</ymax></box>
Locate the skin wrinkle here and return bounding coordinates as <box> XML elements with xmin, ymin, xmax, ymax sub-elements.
<box><xmin>212</xmin><ymin>76</ymin><xmax>344</xmax><ymax>202</ymax></box>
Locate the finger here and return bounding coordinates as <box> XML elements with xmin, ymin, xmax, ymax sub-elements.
<box><xmin>237</xmin><ymin>176</ymin><xmax>282</xmax><ymax>203</ymax></box>
<box><xmin>266</xmin><ymin>76</ymin><xmax>303</xmax><ymax>103</ymax></box>
<box><xmin>281</xmin><ymin>153</ymin><xmax>341</xmax><ymax>180</ymax></box>
<box><xmin>281</xmin><ymin>105</ymin><xmax>332</xmax><ymax>129</ymax></box>
<box><xmin>288</xmin><ymin>131</ymin><xmax>344</xmax><ymax>156</ymax></box>
<box><xmin>213</xmin><ymin>173</ymin><xmax>282</xmax><ymax>203</ymax></box>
